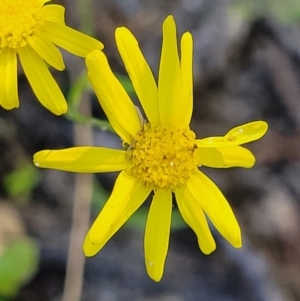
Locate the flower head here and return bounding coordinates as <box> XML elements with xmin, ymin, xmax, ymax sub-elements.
<box><xmin>0</xmin><ymin>0</ymin><xmax>103</xmax><ymax>114</ymax></box>
<box><xmin>33</xmin><ymin>16</ymin><xmax>268</xmax><ymax>281</ymax></box>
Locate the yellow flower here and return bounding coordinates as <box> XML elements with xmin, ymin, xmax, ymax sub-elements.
<box><xmin>33</xmin><ymin>16</ymin><xmax>268</xmax><ymax>281</ymax></box>
<box><xmin>0</xmin><ymin>0</ymin><xmax>103</xmax><ymax>115</ymax></box>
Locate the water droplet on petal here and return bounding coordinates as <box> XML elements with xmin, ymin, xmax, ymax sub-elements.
<box><xmin>146</xmin><ymin>259</ymin><xmax>154</xmax><ymax>266</ymax></box>
<box><xmin>227</xmin><ymin>136</ymin><xmax>236</xmax><ymax>141</ymax></box>
<box><xmin>238</xmin><ymin>128</ymin><xmax>243</xmax><ymax>133</ymax></box>
<box><xmin>35</xmin><ymin>162</ymin><xmax>40</xmax><ymax>167</ymax></box>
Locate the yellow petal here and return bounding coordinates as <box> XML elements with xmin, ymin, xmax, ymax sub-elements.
<box><xmin>158</xmin><ymin>16</ymin><xmax>181</xmax><ymax>125</ymax></box>
<box><xmin>187</xmin><ymin>171</ymin><xmax>242</xmax><ymax>248</ymax></box>
<box><xmin>86</xmin><ymin>50</ymin><xmax>142</xmax><ymax>143</ymax></box>
<box><xmin>196</xmin><ymin>121</ymin><xmax>268</xmax><ymax>147</ymax></box>
<box><xmin>0</xmin><ymin>48</ymin><xmax>19</xmax><ymax>109</ymax></box>
<box><xmin>85</xmin><ymin>171</ymin><xmax>151</xmax><ymax>256</ymax></box>
<box><xmin>197</xmin><ymin>146</ymin><xmax>255</xmax><ymax>168</ymax></box>
<box><xmin>116</xmin><ymin>27</ymin><xmax>159</xmax><ymax>125</ymax></box>
<box><xmin>33</xmin><ymin>147</ymin><xmax>129</xmax><ymax>172</ymax></box>
<box><xmin>40</xmin><ymin>4</ymin><xmax>65</xmax><ymax>24</ymax></box>
<box><xmin>27</xmin><ymin>32</ymin><xmax>65</xmax><ymax>70</ymax></box>
<box><xmin>144</xmin><ymin>189</ymin><xmax>172</xmax><ymax>282</ymax></box>
<box><xmin>176</xmin><ymin>187</ymin><xmax>216</xmax><ymax>254</ymax></box>
<box><xmin>44</xmin><ymin>22</ymin><xmax>103</xmax><ymax>57</ymax></box>
<box><xmin>18</xmin><ymin>45</ymin><xmax>67</xmax><ymax>115</ymax></box>
<box><xmin>180</xmin><ymin>32</ymin><xmax>193</xmax><ymax>127</ymax></box>
<box><xmin>83</xmin><ymin>230</ymin><xmax>100</xmax><ymax>257</ymax></box>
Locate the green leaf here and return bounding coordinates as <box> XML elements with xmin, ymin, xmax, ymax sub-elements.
<box><xmin>4</xmin><ymin>164</ymin><xmax>39</xmax><ymax>198</ymax></box>
<box><xmin>230</xmin><ymin>0</ymin><xmax>300</xmax><ymax>24</ymax></box>
<box><xmin>0</xmin><ymin>239</ymin><xmax>39</xmax><ymax>297</ymax></box>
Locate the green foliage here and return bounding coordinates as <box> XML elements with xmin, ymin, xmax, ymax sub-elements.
<box><xmin>0</xmin><ymin>239</ymin><xmax>39</xmax><ymax>297</ymax></box>
<box><xmin>4</xmin><ymin>164</ymin><xmax>39</xmax><ymax>198</ymax></box>
<box><xmin>231</xmin><ymin>0</ymin><xmax>300</xmax><ymax>24</ymax></box>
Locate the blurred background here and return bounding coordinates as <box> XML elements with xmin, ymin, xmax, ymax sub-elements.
<box><xmin>1</xmin><ymin>0</ymin><xmax>300</xmax><ymax>300</ymax></box>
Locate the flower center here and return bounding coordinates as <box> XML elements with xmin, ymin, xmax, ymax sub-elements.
<box><xmin>126</xmin><ymin>123</ymin><xmax>199</xmax><ymax>190</ymax></box>
<box><xmin>0</xmin><ymin>0</ymin><xmax>44</xmax><ymax>49</ymax></box>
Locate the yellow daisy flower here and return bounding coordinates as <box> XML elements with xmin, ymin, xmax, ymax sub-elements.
<box><xmin>0</xmin><ymin>0</ymin><xmax>103</xmax><ymax>115</ymax></box>
<box><xmin>33</xmin><ymin>16</ymin><xmax>268</xmax><ymax>281</ymax></box>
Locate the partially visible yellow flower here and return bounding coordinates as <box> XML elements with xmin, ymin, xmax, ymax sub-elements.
<box><xmin>33</xmin><ymin>16</ymin><xmax>268</xmax><ymax>281</ymax></box>
<box><xmin>0</xmin><ymin>0</ymin><xmax>103</xmax><ymax>114</ymax></box>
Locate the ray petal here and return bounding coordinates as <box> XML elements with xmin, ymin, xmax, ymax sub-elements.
<box><xmin>0</xmin><ymin>48</ymin><xmax>19</xmax><ymax>109</ymax></box>
<box><xmin>33</xmin><ymin>147</ymin><xmax>129</xmax><ymax>172</ymax></box>
<box><xmin>176</xmin><ymin>187</ymin><xmax>216</xmax><ymax>254</ymax></box>
<box><xmin>144</xmin><ymin>189</ymin><xmax>172</xmax><ymax>282</ymax></box>
<box><xmin>44</xmin><ymin>22</ymin><xmax>103</xmax><ymax>57</ymax></box>
<box><xmin>197</xmin><ymin>146</ymin><xmax>256</xmax><ymax>168</ymax></box>
<box><xmin>158</xmin><ymin>16</ymin><xmax>181</xmax><ymax>125</ymax></box>
<box><xmin>86</xmin><ymin>50</ymin><xmax>142</xmax><ymax>143</ymax></box>
<box><xmin>40</xmin><ymin>4</ymin><xmax>65</xmax><ymax>24</ymax></box>
<box><xmin>187</xmin><ymin>171</ymin><xmax>242</xmax><ymax>248</ymax></box>
<box><xmin>84</xmin><ymin>172</ymin><xmax>151</xmax><ymax>256</ymax></box>
<box><xmin>27</xmin><ymin>32</ymin><xmax>65</xmax><ymax>70</ymax></box>
<box><xmin>196</xmin><ymin>121</ymin><xmax>268</xmax><ymax>147</ymax></box>
<box><xmin>180</xmin><ymin>32</ymin><xmax>193</xmax><ymax>127</ymax></box>
<box><xmin>116</xmin><ymin>27</ymin><xmax>159</xmax><ymax>124</ymax></box>
<box><xmin>18</xmin><ymin>45</ymin><xmax>67</xmax><ymax>115</ymax></box>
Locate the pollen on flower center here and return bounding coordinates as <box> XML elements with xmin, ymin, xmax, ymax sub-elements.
<box><xmin>0</xmin><ymin>0</ymin><xmax>44</xmax><ymax>49</ymax></box>
<box><xmin>126</xmin><ymin>123</ymin><xmax>199</xmax><ymax>190</ymax></box>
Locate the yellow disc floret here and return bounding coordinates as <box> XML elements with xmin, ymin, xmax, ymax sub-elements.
<box><xmin>126</xmin><ymin>123</ymin><xmax>199</xmax><ymax>190</ymax></box>
<box><xmin>0</xmin><ymin>0</ymin><xmax>44</xmax><ymax>49</ymax></box>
